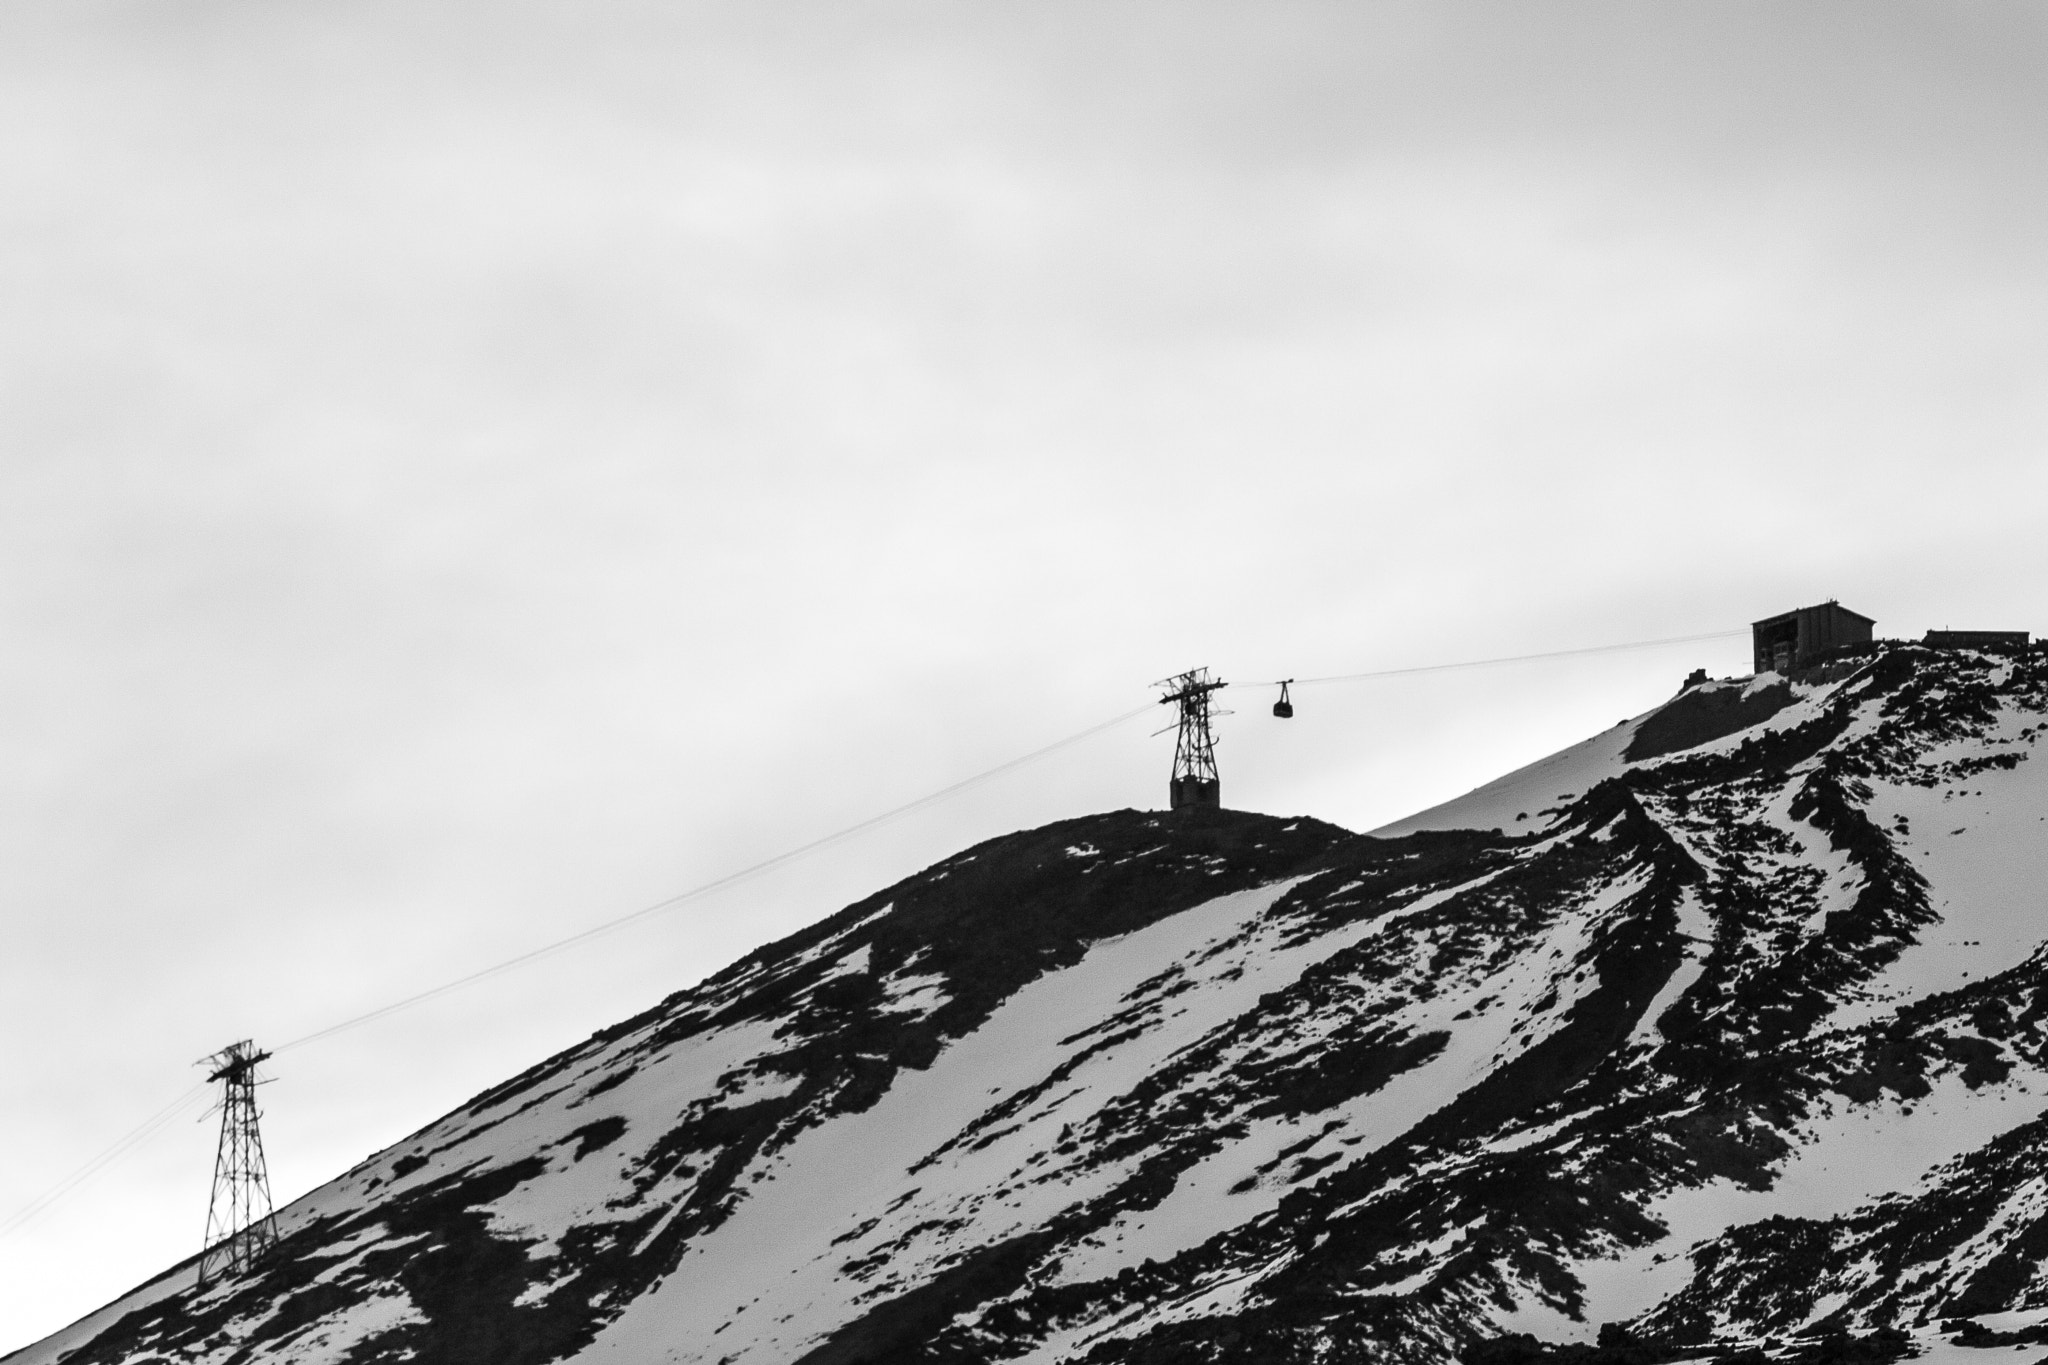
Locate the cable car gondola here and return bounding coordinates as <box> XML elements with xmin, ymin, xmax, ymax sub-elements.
<box><xmin>1273</xmin><ymin>680</ymin><xmax>1294</xmax><ymax>719</ymax></box>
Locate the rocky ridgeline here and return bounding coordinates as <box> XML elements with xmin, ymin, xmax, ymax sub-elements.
<box><xmin>14</xmin><ymin>642</ymin><xmax>2048</xmax><ymax>1365</ymax></box>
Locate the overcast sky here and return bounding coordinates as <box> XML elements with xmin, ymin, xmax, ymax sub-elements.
<box><xmin>5</xmin><ymin>0</ymin><xmax>2047</xmax><ymax>1349</ymax></box>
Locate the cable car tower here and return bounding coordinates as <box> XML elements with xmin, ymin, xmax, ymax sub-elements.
<box><xmin>197</xmin><ymin>1040</ymin><xmax>279</xmax><ymax>1285</ymax></box>
<box><xmin>1157</xmin><ymin>668</ymin><xmax>1228</xmax><ymax>810</ymax></box>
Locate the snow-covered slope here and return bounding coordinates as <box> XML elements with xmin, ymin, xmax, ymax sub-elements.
<box><xmin>15</xmin><ymin>641</ymin><xmax>2048</xmax><ymax>1365</ymax></box>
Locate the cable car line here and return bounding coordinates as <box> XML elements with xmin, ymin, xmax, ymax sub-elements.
<box><xmin>0</xmin><ymin>1084</ymin><xmax>211</xmax><ymax>1242</ymax></box>
<box><xmin>1240</xmin><ymin>628</ymin><xmax>1748</xmax><ymax>693</ymax></box>
<box><xmin>279</xmin><ymin>626</ymin><xmax>1745</xmax><ymax>1051</ymax></box>
<box><xmin>273</xmin><ymin>700</ymin><xmax>1161</xmax><ymax>1054</ymax></box>
<box><xmin>0</xmin><ymin>704</ymin><xmax>1162</xmax><ymax>1242</ymax></box>
<box><xmin>4</xmin><ymin>623</ymin><xmax>1751</xmax><ymax>1240</ymax></box>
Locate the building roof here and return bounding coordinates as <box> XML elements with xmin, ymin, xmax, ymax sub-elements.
<box><xmin>1751</xmin><ymin>600</ymin><xmax>1875</xmax><ymax>629</ymax></box>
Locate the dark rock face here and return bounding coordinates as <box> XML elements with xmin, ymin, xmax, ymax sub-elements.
<box><xmin>17</xmin><ymin>644</ymin><xmax>2048</xmax><ymax>1365</ymax></box>
<box><xmin>1625</xmin><ymin>679</ymin><xmax>1798</xmax><ymax>762</ymax></box>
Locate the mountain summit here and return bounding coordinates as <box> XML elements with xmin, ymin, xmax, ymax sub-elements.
<box><xmin>15</xmin><ymin>641</ymin><xmax>2048</xmax><ymax>1365</ymax></box>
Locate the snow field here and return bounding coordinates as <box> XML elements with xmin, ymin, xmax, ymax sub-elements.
<box><xmin>1372</xmin><ymin>719</ymin><xmax>1642</xmax><ymax>838</ymax></box>
<box><xmin>1837</xmin><ymin>718</ymin><xmax>2048</xmax><ymax>1029</ymax></box>
<box><xmin>578</xmin><ymin>879</ymin><xmax>1315</xmax><ymax>1365</ymax></box>
<box><xmin>1569</xmin><ymin>1068</ymin><xmax>2048</xmax><ymax>1335</ymax></box>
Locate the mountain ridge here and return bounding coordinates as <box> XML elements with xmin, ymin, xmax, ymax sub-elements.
<box><xmin>15</xmin><ymin>640</ymin><xmax>2048</xmax><ymax>1365</ymax></box>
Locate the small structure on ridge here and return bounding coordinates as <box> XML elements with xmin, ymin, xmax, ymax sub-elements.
<box><xmin>1924</xmin><ymin>629</ymin><xmax>2031</xmax><ymax>652</ymax></box>
<box><xmin>1751</xmin><ymin>601</ymin><xmax>1874</xmax><ymax>674</ymax></box>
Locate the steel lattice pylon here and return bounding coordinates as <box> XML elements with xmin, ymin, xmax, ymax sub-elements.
<box><xmin>1156</xmin><ymin>667</ymin><xmax>1228</xmax><ymax>810</ymax></box>
<box><xmin>197</xmin><ymin>1040</ymin><xmax>278</xmax><ymax>1285</ymax></box>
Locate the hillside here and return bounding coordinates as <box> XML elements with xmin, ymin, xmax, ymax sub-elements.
<box><xmin>13</xmin><ymin>640</ymin><xmax>2048</xmax><ymax>1365</ymax></box>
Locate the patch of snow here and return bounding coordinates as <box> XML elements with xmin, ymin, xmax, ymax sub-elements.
<box><xmin>1045</xmin><ymin>868</ymin><xmax>1572</xmax><ymax>1287</ymax></box>
<box><xmin>1492</xmin><ymin>1290</ymin><xmax>1583</xmax><ymax>1340</ymax></box>
<box><xmin>1835</xmin><ymin>721</ymin><xmax>2048</xmax><ymax>1029</ymax></box>
<box><xmin>1575</xmin><ymin>1070</ymin><xmax>2048</xmax><ymax>1328</ymax></box>
<box><xmin>1012</xmin><ymin>1261</ymin><xmax>1280</xmax><ymax>1365</ymax></box>
<box><xmin>1373</xmin><ymin>720</ymin><xmax>1640</xmax><ymax>837</ymax></box>
<box><xmin>1966</xmin><ymin>1307</ymin><xmax>2048</xmax><ymax>1334</ymax></box>
<box><xmin>578</xmin><ymin>879</ymin><xmax>1316</xmax><ymax>1365</ymax></box>
<box><xmin>233</xmin><ymin>1290</ymin><xmax>425</xmax><ymax>1365</ymax></box>
<box><xmin>306</xmin><ymin>1230</ymin><xmax>427</xmax><ymax>1288</ymax></box>
<box><xmin>1912</xmin><ymin>1331</ymin><xmax>2048</xmax><ymax>1365</ymax></box>
<box><xmin>1626</xmin><ymin>888</ymin><xmax>1712</xmax><ymax>1048</ymax></box>
<box><xmin>881</xmin><ymin>963</ymin><xmax>950</xmax><ymax>1017</ymax></box>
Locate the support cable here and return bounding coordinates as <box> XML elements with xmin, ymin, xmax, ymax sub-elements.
<box><xmin>0</xmin><ymin>1084</ymin><xmax>211</xmax><ymax>1242</ymax></box>
<box><xmin>0</xmin><ymin>625</ymin><xmax>1752</xmax><ymax>1239</ymax></box>
<box><xmin>0</xmin><ymin>703</ymin><xmax>1157</xmax><ymax>1242</ymax></box>
<box><xmin>281</xmin><ymin>629</ymin><xmax>1744</xmax><ymax>1051</ymax></box>
<box><xmin>1241</xmin><ymin>628</ymin><xmax>1748</xmax><ymax>690</ymax></box>
<box><xmin>273</xmin><ymin>700</ymin><xmax>1159</xmax><ymax>1054</ymax></box>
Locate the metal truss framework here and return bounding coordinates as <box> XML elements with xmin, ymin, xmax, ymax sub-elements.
<box><xmin>1157</xmin><ymin>667</ymin><xmax>1228</xmax><ymax>810</ymax></box>
<box><xmin>198</xmin><ymin>1040</ymin><xmax>278</xmax><ymax>1286</ymax></box>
